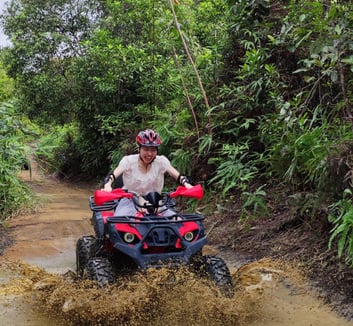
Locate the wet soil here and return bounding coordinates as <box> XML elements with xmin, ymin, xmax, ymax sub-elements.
<box><xmin>0</xmin><ymin>165</ymin><xmax>352</xmax><ymax>325</ymax></box>
<box><xmin>205</xmin><ymin>189</ymin><xmax>353</xmax><ymax>322</ymax></box>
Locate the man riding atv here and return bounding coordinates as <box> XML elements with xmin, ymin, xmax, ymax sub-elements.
<box><xmin>76</xmin><ymin>129</ymin><xmax>234</xmax><ymax>297</ymax></box>
<box><xmin>102</xmin><ymin>129</ymin><xmax>194</xmax><ymax>216</ymax></box>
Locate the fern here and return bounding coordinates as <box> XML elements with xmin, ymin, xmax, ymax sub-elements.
<box><xmin>328</xmin><ymin>189</ymin><xmax>353</xmax><ymax>266</ymax></box>
<box><xmin>208</xmin><ymin>143</ymin><xmax>258</xmax><ymax>195</ymax></box>
<box><xmin>240</xmin><ymin>185</ymin><xmax>268</xmax><ymax>219</ymax></box>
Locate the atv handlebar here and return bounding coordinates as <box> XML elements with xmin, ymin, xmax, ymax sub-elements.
<box><xmin>93</xmin><ymin>188</ymin><xmax>134</xmax><ymax>206</ymax></box>
<box><xmin>94</xmin><ymin>184</ymin><xmax>204</xmax><ymax>206</ymax></box>
<box><xmin>169</xmin><ymin>184</ymin><xmax>204</xmax><ymax>199</ymax></box>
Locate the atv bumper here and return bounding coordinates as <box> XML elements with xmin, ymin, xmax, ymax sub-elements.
<box><xmin>114</xmin><ymin>238</ymin><xmax>207</xmax><ymax>269</ymax></box>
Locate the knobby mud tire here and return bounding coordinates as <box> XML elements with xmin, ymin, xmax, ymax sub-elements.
<box><xmin>201</xmin><ymin>254</ymin><xmax>234</xmax><ymax>298</ymax></box>
<box><xmin>87</xmin><ymin>257</ymin><xmax>114</xmax><ymax>287</ymax></box>
<box><xmin>76</xmin><ymin>235</ymin><xmax>96</xmax><ymax>278</ymax></box>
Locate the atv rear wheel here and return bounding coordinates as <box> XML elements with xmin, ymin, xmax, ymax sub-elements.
<box><xmin>87</xmin><ymin>257</ymin><xmax>114</xmax><ymax>287</ymax></box>
<box><xmin>200</xmin><ymin>255</ymin><xmax>234</xmax><ymax>297</ymax></box>
<box><xmin>76</xmin><ymin>235</ymin><xmax>95</xmax><ymax>278</ymax></box>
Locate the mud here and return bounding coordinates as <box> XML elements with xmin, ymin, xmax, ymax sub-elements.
<box><xmin>0</xmin><ymin>163</ymin><xmax>352</xmax><ymax>325</ymax></box>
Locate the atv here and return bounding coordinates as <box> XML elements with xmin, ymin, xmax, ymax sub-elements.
<box><xmin>76</xmin><ymin>184</ymin><xmax>234</xmax><ymax>296</ymax></box>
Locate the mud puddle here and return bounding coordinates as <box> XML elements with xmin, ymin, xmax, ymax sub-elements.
<box><xmin>0</xmin><ymin>258</ymin><xmax>351</xmax><ymax>326</ymax></box>
<box><xmin>0</xmin><ymin>167</ymin><xmax>352</xmax><ymax>325</ymax></box>
<box><xmin>0</xmin><ymin>261</ymin><xmax>245</xmax><ymax>325</ymax></box>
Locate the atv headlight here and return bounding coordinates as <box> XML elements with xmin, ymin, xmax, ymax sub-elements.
<box><xmin>184</xmin><ymin>231</ymin><xmax>195</xmax><ymax>242</ymax></box>
<box><xmin>123</xmin><ymin>232</ymin><xmax>136</xmax><ymax>244</ymax></box>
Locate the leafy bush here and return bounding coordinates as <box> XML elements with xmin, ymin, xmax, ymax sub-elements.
<box><xmin>240</xmin><ymin>185</ymin><xmax>268</xmax><ymax>219</ymax></box>
<box><xmin>34</xmin><ymin>123</ymin><xmax>83</xmax><ymax>178</ymax></box>
<box><xmin>0</xmin><ymin>102</ymin><xmax>36</xmax><ymax>221</ymax></box>
<box><xmin>208</xmin><ymin>143</ymin><xmax>259</xmax><ymax>195</ymax></box>
<box><xmin>0</xmin><ymin>61</ymin><xmax>14</xmax><ymax>102</ymax></box>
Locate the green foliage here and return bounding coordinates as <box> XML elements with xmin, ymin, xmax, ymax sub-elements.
<box><xmin>4</xmin><ymin>0</ymin><xmax>353</xmax><ymax>266</ymax></box>
<box><xmin>328</xmin><ymin>189</ymin><xmax>353</xmax><ymax>267</ymax></box>
<box><xmin>2</xmin><ymin>0</ymin><xmax>102</xmax><ymax>73</ymax></box>
<box><xmin>152</xmin><ymin>106</ymin><xmax>198</xmax><ymax>174</ymax></box>
<box><xmin>275</xmin><ymin>1</ymin><xmax>353</xmax><ymax>119</ymax></box>
<box><xmin>202</xmin><ymin>0</ymin><xmax>279</xmax><ymax>199</ymax></box>
<box><xmin>262</xmin><ymin>120</ymin><xmax>331</xmax><ymax>190</ymax></box>
<box><xmin>16</xmin><ymin>71</ymin><xmax>76</xmax><ymax>124</ymax></box>
<box><xmin>34</xmin><ymin>123</ymin><xmax>83</xmax><ymax>178</ymax></box>
<box><xmin>0</xmin><ymin>102</ymin><xmax>35</xmax><ymax>220</ymax></box>
<box><xmin>240</xmin><ymin>185</ymin><xmax>268</xmax><ymax>219</ymax></box>
<box><xmin>0</xmin><ymin>60</ymin><xmax>14</xmax><ymax>101</ymax></box>
<box><xmin>170</xmin><ymin>148</ymin><xmax>194</xmax><ymax>176</ymax></box>
<box><xmin>1</xmin><ymin>0</ymin><xmax>103</xmax><ymax>124</ymax></box>
<box><xmin>1</xmin><ymin>0</ymin><xmax>230</xmax><ymax>178</ymax></box>
<box><xmin>219</xmin><ymin>0</ymin><xmax>353</xmax><ymax>196</ymax></box>
<box><xmin>67</xmin><ymin>0</ymin><xmax>183</xmax><ymax>173</ymax></box>
<box><xmin>208</xmin><ymin>143</ymin><xmax>258</xmax><ymax>195</ymax></box>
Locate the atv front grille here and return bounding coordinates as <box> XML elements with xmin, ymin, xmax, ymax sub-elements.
<box><xmin>145</xmin><ymin>228</ymin><xmax>178</xmax><ymax>246</ymax></box>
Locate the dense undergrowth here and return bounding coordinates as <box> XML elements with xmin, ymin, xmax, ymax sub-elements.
<box><xmin>0</xmin><ymin>102</ymin><xmax>37</xmax><ymax>220</ymax></box>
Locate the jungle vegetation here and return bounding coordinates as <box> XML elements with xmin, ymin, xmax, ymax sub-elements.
<box><xmin>1</xmin><ymin>0</ymin><xmax>353</xmax><ymax>265</ymax></box>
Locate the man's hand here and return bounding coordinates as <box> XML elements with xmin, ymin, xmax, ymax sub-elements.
<box><xmin>102</xmin><ymin>173</ymin><xmax>115</xmax><ymax>192</ymax></box>
<box><xmin>184</xmin><ymin>182</ymin><xmax>193</xmax><ymax>189</ymax></box>
<box><xmin>101</xmin><ymin>184</ymin><xmax>113</xmax><ymax>192</ymax></box>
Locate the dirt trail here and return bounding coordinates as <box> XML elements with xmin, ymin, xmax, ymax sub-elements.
<box><xmin>2</xmin><ymin>167</ymin><xmax>93</xmax><ymax>273</ymax></box>
<box><xmin>0</xmin><ymin>165</ymin><xmax>352</xmax><ymax>325</ymax></box>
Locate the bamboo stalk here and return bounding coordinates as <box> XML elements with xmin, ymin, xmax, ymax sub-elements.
<box><xmin>168</xmin><ymin>0</ymin><xmax>213</xmax><ymax>134</ymax></box>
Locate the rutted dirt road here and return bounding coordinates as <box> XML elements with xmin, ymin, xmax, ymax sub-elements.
<box><xmin>0</xmin><ymin>166</ymin><xmax>352</xmax><ymax>325</ymax></box>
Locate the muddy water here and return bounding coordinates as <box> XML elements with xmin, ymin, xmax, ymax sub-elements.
<box><xmin>0</xmin><ymin>167</ymin><xmax>352</xmax><ymax>325</ymax></box>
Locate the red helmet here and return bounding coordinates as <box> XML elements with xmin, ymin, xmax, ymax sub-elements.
<box><xmin>136</xmin><ymin>129</ymin><xmax>162</xmax><ymax>147</ymax></box>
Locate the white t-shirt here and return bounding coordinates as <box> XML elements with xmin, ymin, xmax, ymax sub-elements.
<box><xmin>118</xmin><ymin>154</ymin><xmax>171</xmax><ymax>195</ymax></box>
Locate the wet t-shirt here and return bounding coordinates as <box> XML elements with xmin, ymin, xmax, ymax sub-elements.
<box><xmin>118</xmin><ymin>154</ymin><xmax>171</xmax><ymax>195</ymax></box>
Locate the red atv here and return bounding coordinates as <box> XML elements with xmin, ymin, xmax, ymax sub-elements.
<box><xmin>76</xmin><ymin>185</ymin><xmax>234</xmax><ymax>296</ymax></box>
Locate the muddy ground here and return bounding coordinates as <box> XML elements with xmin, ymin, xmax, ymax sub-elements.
<box><xmin>1</xmin><ymin>166</ymin><xmax>353</xmax><ymax>324</ymax></box>
<box><xmin>204</xmin><ymin>189</ymin><xmax>353</xmax><ymax>321</ymax></box>
<box><xmin>0</xmin><ymin>227</ymin><xmax>12</xmax><ymax>256</ymax></box>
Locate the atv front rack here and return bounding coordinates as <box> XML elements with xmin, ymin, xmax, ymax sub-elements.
<box><xmin>105</xmin><ymin>213</ymin><xmax>205</xmax><ymax>224</ymax></box>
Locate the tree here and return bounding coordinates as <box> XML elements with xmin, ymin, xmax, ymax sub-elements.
<box><xmin>0</xmin><ymin>57</ymin><xmax>14</xmax><ymax>101</ymax></box>
<box><xmin>0</xmin><ymin>0</ymin><xmax>104</xmax><ymax>124</ymax></box>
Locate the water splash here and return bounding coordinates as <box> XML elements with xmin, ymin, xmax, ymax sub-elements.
<box><xmin>0</xmin><ymin>258</ymin><xmax>307</xmax><ymax>326</ymax></box>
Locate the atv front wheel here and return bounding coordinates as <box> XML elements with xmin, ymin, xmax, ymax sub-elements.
<box><xmin>87</xmin><ymin>257</ymin><xmax>114</xmax><ymax>287</ymax></box>
<box><xmin>200</xmin><ymin>255</ymin><xmax>234</xmax><ymax>297</ymax></box>
<box><xmin>76</xmin><ymin>235</ymin><xmax>95</xmax><ymax>278</ymax></box>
